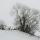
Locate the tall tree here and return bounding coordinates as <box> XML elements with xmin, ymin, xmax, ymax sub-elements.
<box><xmin>10</xmin><ymin>4</ymin><xmax>39</xmax><ymax>34</ymax></box>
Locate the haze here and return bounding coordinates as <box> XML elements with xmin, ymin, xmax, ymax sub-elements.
<box><xmin>0</xmin><ymin>0</ymin><xmax>40</xmax><ymax>27</ymax></box>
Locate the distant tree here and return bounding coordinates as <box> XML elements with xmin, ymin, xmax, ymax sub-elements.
<box><xmin>0</xmin><ymin>20</ymin><xmax>6</xmax><ymax>30</ymax></box>
<box><xmin>10</xmin><ymin>4</ymin><xmax>39</xmax><ymax>34</ymax></box>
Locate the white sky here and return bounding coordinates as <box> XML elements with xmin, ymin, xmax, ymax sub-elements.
<box><xmin>0</xmin><ymin>0</ymin><xmax>40</xmax><ymax>26</ymax></box>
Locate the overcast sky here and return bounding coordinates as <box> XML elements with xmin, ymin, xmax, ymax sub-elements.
<box><xmin>0</xmin><ymin>0</ymin><xmax>40</xmax><ymax>26</ymax></box>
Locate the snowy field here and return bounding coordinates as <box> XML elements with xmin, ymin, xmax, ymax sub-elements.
<box><xmin>0</xmin><ymin>30</ymin><xmax>40</xmax><ymax>40</ymax></box>
<box><xmin>0</xmin><ymin>0</ymin><xmax>40</xmax><ymax>40</ymax></box>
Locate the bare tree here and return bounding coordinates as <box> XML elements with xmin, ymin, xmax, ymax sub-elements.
<box><xmin>10</xmin><ymin>4</ymin><xmax>39</xmax><ymax>35</ymax></box>
<box><xmin>0</xmin><ymin>20</ymin><xmax>6</xmax><ymax>30</ymax></box>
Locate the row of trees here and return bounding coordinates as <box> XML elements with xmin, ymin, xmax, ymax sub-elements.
<box><xmin>0</xmin><ymin>20</ymin><xmax>11</xmax><ymax>30</ymax></box>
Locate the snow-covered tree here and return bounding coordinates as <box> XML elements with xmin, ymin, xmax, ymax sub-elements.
<box><xmin>10</xmin><ymin>4</ymin><xmax>39</xmax><ymax>35</ymax></box>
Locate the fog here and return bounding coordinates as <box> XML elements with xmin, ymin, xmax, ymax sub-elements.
<box><xmin>0</xmin><ymin>0</ymin><xmax>40</xmax><ymax>27</ymax></box>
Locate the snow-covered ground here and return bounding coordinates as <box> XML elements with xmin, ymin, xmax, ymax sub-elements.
<box><xmin>0</xmin><ymin>30</ymin><xmax>40</xmax><ymax>40</ymax></box>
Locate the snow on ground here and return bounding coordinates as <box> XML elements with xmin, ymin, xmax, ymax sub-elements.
<box><xmin>0</xmin><ymin>30</ymin><xmax>40</xmax><ymax>40</ymax></box>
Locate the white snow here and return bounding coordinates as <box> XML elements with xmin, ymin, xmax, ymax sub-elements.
<box><xmin>0</xmin><ymin>0</ymin><xmax>40</xmax><ymax>40</ymax></box>
<box><xmin>0</xmin><ymin>30</ymin><xmax>40</xmax><ymax>40</ymax></box>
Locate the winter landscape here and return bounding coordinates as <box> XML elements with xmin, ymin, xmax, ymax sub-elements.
<box><xmin>0</xmin><ymin>0</ymin><xmax>40</xmax><ymax>40</ymax></box>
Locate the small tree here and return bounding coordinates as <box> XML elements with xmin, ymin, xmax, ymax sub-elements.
<box><xmin>0</xmin><ymin>20</ymin><xmax>6</xmax><ymax>30</ymax></box>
